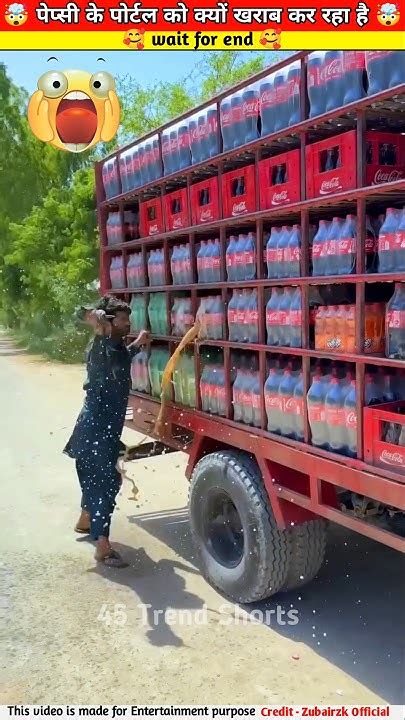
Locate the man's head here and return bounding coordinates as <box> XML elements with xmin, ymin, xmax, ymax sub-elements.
<box><xmin>96</xmin><ymin>295</ymin><xmax>131</xmax><ymax>339</ymax></box>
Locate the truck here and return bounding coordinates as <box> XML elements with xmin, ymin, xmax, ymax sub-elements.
<box><xmin>95</xmin><ymin>50</ymin><xmax>405</xmax><ymax>603</ymax></box>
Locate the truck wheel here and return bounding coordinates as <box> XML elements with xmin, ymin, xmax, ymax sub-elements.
<box><xmin>280</xmin><ymin>519</ymin><xmax>327</xmax><ymax>592</ymax></box>
<box><xmin>188</xmin><ymin>451</ymin><xmax>290</xmax><ymax>603</ymax></box>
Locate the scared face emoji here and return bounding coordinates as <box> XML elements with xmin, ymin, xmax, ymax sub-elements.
<box><xmin>260</xmin><ymin>28</ymin><xmax>281</xmax><ymax>49</ymax></box>
<box><xmin>5</xmin><ymin>2</ymin><xmax>28</xmax><ymax>26</ymax></box>
<box><xmin>123</xmin><ymin>28</ymin><xmax>145</xmax><ymax>49</ymax></box>
<box><xmin>377</xmin><ymin>2</ymin><xmax>400</xmax><ymax>25</ymax></box>
<box><xmin>27</xmin><ymin>69</ymin><xmax>120</xmax><ymax>153</ymax></box>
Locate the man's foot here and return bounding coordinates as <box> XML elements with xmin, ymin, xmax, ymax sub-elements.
<box><xmin>74</xmin><ymin>510</ymin><xmax>90</xmax><ymax>534</ymax></box>
<box><xmin>95</xmin><ymin>537</ymin><xmax>128</xmax><ymax>568</ymax></box>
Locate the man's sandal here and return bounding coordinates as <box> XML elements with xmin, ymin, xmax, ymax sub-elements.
<box><xmin>95</xmin><ymin>550</ymin><xmax>128</xmax><ymax>568</ymax></box>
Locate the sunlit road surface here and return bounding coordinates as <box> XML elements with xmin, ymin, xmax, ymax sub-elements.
<box><xmin>1</xmin><ymin>331</ymin><xmax>403</xmax><ymax>704</ymax></box>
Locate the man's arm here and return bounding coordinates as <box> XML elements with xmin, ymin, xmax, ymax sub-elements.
<box><xmin>127</xmin><ymin>329</ymin><xmax>150</xmax><ymax>357</ymax></box>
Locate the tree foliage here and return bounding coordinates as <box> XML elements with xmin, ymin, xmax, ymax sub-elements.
<box><xmin>0</xmin><ymin>51</ymin><xmax>287</xmax><ymax>359</ymax></box>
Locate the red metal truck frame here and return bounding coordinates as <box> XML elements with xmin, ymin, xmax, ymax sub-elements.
<box><xmin>95</xmin><ymin>51</ymin><xmax>405</xmax><ymax>553</ymax></box>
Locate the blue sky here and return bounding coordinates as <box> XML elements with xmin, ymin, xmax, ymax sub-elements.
<box><xmin>0</xmin><ymin>50</ymin><xmax>202</xmax><ymax>93</ymax></box>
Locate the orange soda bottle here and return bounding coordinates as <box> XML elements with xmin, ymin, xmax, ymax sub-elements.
<box><xmin>345</xmin><ymin>304</ymin><xmax>356</xmax><ymax>353</ymax></box>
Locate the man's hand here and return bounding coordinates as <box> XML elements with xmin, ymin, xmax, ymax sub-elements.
<box><xmin>89</xmin><ymin>309</ymin><xmax>114</xmax><ymax>335</ymax></box>
<box><xmin>135</xmin><ymin>329</ymin><xmax>150</xmax><ymax>347</ymax></box>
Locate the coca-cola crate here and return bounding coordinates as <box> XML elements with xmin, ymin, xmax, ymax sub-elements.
<box><xmin>365</xmin><ymin>131</ymin><xmax>405</xmax><ymax>186</ymax></box>
<box><xmin>364</xmin><ymin>401</ymin><xmax>405</xmax><ymax>476</ymax></box>
<box><xmin>222</xmin><ymin>165</ymin><xmax>256</xmax><ymax>218</ymax></box>
<box><xmin>190</xmin><ymin>177</ymin><xmax>220</xmax><ymax>225</ymax></box>
<box><xmin>306</xmin><ymin>130</ymin><xmax>356</xmax><ymax>199</ymax></box>
<box><xmin>164</xmin><ymin>188</ymin><xmax>190</xmax><ymax>231</ymax></box>
<box><xmin>259</xmin><ymin>149</ymin><xmax>301</xmax><ymax>209</ymax></box>
<box><xmin>140</xmin><ymin>198</ymin><xmax>164</xmax><ymax>237</ymax></box>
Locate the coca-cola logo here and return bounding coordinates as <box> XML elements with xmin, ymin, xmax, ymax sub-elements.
<box><xmin>232</xmin><ymin>200</ymin><xmax>247</xmax><ymax>215</ymax></box>
<box><xmin>319</xmin><ymin>176</ymin><xmax>342</xmax><ymax>195</ymax></box>
<box><xmin>243</xmin><ymin>100</ymin><xmax>258</xmax><ymax>116</ymax></box>
<box><xmin>173</xmin><ymin>217</ymin><xmax>183</xmax><ymax>228</ymax></box>
<box><xmin>221</xmin><ymin>110</ymin><xmax>231</xmax><ymax>126</ymax></box>
<box><xmin>261</xmin><ymin>90</ymin><xmax>275</xmax><ymax>106</ymax></box>
<box><xmin>380</xmin><ymin>449</ymin><xmax>404</xmax><ymax>466</ymax></box>
<box><xmin>322</xmin><ymin>59</ymin><xmax>343</xmax><ymax>81</ymax></box>
<box><xmin>346</xmin><ymin>411</ymin><xmax>357</xmax><ymax>427</ymax></box>
<box><xmin>149</xmin><ymin>223</ymin><xmax>159</xmax><ymax>234</ymax></box>
<box><xmin>200</xmin><ymin>209</ymin><xmax>213</xmax><ymax>222</ymax></box>
<box><xmin>373</xmin><ymin>169</ymin><xmax>403</xmax><ymax>184</ymax></box>
<box><xmin>271</xmin><ymin>190</ymin><xmax>288</xmax><ymax>205</ymax></box>
<box><xmin>284</xmin><ymin>398</ymin><xmax>296</xmax><ymax>412</ymax></box>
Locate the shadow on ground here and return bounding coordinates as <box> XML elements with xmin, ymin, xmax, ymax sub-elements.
<box><xmin>127</xmin><ymin>506</ymin><xmax>405</xmax><ymax>702</ymax></box>
<box><xmin>0</xmin><ymin>335</ymin><xmax>27</xmax><ymax>357</ymax></box>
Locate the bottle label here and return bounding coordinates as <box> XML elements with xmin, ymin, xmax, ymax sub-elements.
<box><xmin>228</xmin><ymin>309</ymin><xmax>236</xmax><ymax>324</ymax></box>
<box><xmin>246</xmin><ymin>310</ymin><xmax>259</xmax><ymax>324</ymax></box>
<box><xmin>312</xmin><ymin>241</ymin><xmax>322</xmax><ymax>259</ymax></box>
<box><xmin>295</xmin><ymin>397</ymin><xmax>304</xmax><ymax>417</ymax></box>
<box><xmin>243</xmin><ymin>98</ymin><xmax>259</xmax><ymax>118</ymax></box>
<box><xmin>244</xmin><ymin>251</ymin><xmax>255</xmax><ymax>265</ymax></box>
<box><xmin>170</xmin><ymin>137</ymin><xmax>178</xmax><ymax>153</ymax></box>
<box><xmin>221</xmin><ymin>109</ymin><xmax>232</xmax><ymax>128</ymax></box>
<box><xmin>387</xmin><ymin>310</ymin><xmax>405</xmax><ymax>329</ymax></box>
<box><xmin>265</xmin><ymin>393</ymin><xmax>282</xmax><ymax>410</ymax></box>
<box><xmin>308</xmin><ymin>64</ymin><xmax>322</xmax><ymax>89</ymax></box>
<box><xmin>231</xmin><ymin>104</ymin><xmax>243</xmax><ymax>123</ymax></box>
<box><xmin>260</xmin><ymin>85</ymin><xmax>276</xmax><ymax>109</ymax></box>
<box><xmin>266</xmin><ymin>248</ymin><xmax>277</xmax><ymax>263</ymax></box>
<box><xmin>190</xmin><ymin>125</ymin><xmax>199</xmax><ymax>143</ymax></box>
<box><xmin>283</xmin><ymin>396</ymin><xmax>296</xmax><ymax>414</ymax></box>
<box><xmin>266</xmin><ymin>310</ymin><xmax>279</xmax><ymax>326</ymax></box>
<box><xmin>379</xmin><ymin>232</ymin><xmax>395</xmax><ymax>252</ymax></box>
<box><xmin>290</xmin><ymin>310</ymin><xmax>302</xmax><ymax>326</ymax></box>
<box><xmin>208</xmin><ymin>115</ymin><xmax>218</xmax><ymax>135</ymax></box>
<box><xmin>345</xmin><ymin>409</ymin><xmax>357</xmax><ymax>428</ymax></box>
<box><xmin>338</xmin><ymin>237</ymin><xmax>355</xmax><ymax>255</ymax></box>
<box><xmin>178</xmin><ymin>131</ymin><xmax>190</xmax><ymax>149</ymax></box>
<box><xmin>212</xmin><ymin>257</ymin><xmax>221</xmax><ymax>269</ymax></box>
<box><xmin>325</xmin><ymin>406</ymin><xmax>344</xmax><ymax>426</ymax></box>
<box><xmin>162</xmin><ymin>140</ymin><xmax>171</xmax><ymax>157</ymax></box>
<box><xmin>211</xmin><ymin>313</ymin><xmax>223</xmax><ymax>326</ymax></box>
<box><xmin>366</xmin><ymin>50</ymin><xmax>390</xmax><ymax>63</ymax></box>
<box><xmin>275</xmin><ymin>81</ymin><xmax>288</xmax><ymax>104</ymax></box>
<box><xmin>344</xmin><ymin>51</ymin><xmax>365</xmax><ymax>72</ymax></box>
<box><xmin>394</xmin><ymin>231</ymin><xmax>405</xmax><ymax>251</ymax></box>
<box><xmin>323</xmin><ymin>55</ymin><xmax>343</xmax><ymax>82</ymax></box>
<box><xmin>236</xmin><ymin>310</ymin><xmax>245</xmax><ymax>324</ymax></box>
<box><xmin>288</xmin><ymin>75</ymin><xmax>300</xmax><ymax>99</ymax></box>
<box><xmin>365</xmin><ymin>233</ymin><xmax>377</xmax><ymax>254</ymax></box>
<box><xmin>197</xmin><ymin>121</ymin><xmax>208</xmax><ymax>140</ymax></box>
<box><xmin>252</xmin><ymin>393</ymin><xmax>260</xmax><ymax>409</ymax></box>
<box><xmin>279</xmin><ymin>310</ymin><xmax>287</xmax><ymax>326</ymax></box>
<box><xmin>235</xmin><ymin>252</ymin><xmax>244</xmax><ymax>266</ymax></box>
<box><xmin>308</xmin><ymin>402</ymin><xmax>325</xmax><ymax>423</ymax></box>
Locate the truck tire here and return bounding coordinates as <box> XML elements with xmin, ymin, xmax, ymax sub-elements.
<box><xmin>280</xmin><ymin>519</ymin><xmax>327</xmax><ymax>592</ymax></box>
<box><xmin>188</xmin><ymin>451</ymin><xmax>290</xmax><ymax>603</ymax></box>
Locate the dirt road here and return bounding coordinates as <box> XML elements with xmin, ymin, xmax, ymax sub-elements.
<box><xmin>0</xmin><ymin>332</ymin><xmax>403</xmax><ymax>704</ymax></box>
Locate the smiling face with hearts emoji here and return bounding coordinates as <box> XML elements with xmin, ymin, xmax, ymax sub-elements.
<box><xmin>123</xmin><ymin>28</ymin><xmax>145</xmax><ymax>49</ymax></box>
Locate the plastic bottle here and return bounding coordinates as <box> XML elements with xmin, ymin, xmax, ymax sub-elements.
<box><xmin>293</xmin><ymin>372</ymin><xmax>305</xmax><ymax>441</ymax></box>
<box><xmin>279</xmin><ymin>369</ymin><xmax>297</xmax><ymax>438</ymax></box>
<box><xmin>242</xmin><ymin>83</ymin><xmax>259</xmax><ymax>144</ymax></box>
<box><xmin>242</xmin><ymin>369</ymin><xmax>254</xmax><ymax>426</ymax></box>
<box><xmin>325</xmin><ymin>377</ymin><xmax>346</xmax><ymax>453</ymax></box>
<box><xmin>338</xmin><ymin>214</ymin><xmax>357</xmax><ymax>275</ymax></box>
<box><xmin>226</xmin><ymin>235</ymin><xmax>238</xmax><ymax>281</ymax></box>
<box><xmin>230</xmin><ymin>91</ymin><xmax>244</xmax><ymax>148</ymax></box>
<box><xmin>343</xmin><ymin>51</ymin><xmax>366</xmax><ymax>105</ymax></box>
<box><xmin>307</xmin><ymin>372</ymin><xmax>328</xmax><ymax>448</ymax></box>
<box><xmin>273</xmin><ymin>68</ymin><xmax>289</xmax><ymax>132</ymax></box>
<box><xmin>234</xmin><ymin>233</ymin><xmax>246</xmax><ymax>281</ymax></box>
<box><xmin>228</xmin><ymin>290</ymin><xmax>241</xmax><ymax>342</ymax></box>
<box><xmin>220</xmin><ymin>98</ymin><xmax>233</xmax><ymax>152</ymax></box>
<box><xmin>245</xmin><ymin>289</ymin><xmax>259</xmax><ymax>344</ymax></box>
<box><xmin>365</xmin><ymin>372</ymin><xmax>383</xmax><ymax>406</ymax></box>
<box><xmin>278</xmin><ymin>287</ymin><xmax>294</xmax><ymax>347</ymax></box>
<box><xmin>315</xmin><ymin>306</ymin><xmax>327</xmax><ymax>350</ymax></box>
<box><xmin>344</xmin><ymin>379</ymin><xmax>357</xmax><ymax>458</ymax></box>
<box><xmin>324</xmin><ymin>50</ymin><xmax>344</xmax><ymax>112</ymax></box>
<box><xmin>386</xmin><ymin>283</ymin><xmax>405</xmax><ymax>359</ymax></box>
<box><xmin>264</xmin><ymin>368</ymin><xmax>283</xmax><ymax>434</ymax></box>
<box><xmin>243</xmin><ymin>232</ymin><xmax>257</xmax><ymax>280</ymax></box>
<box><xmin>288</xmin><ymin>224</ymin><xmax>301</xmax><ymax>278</ymax></box>
<box><xmin>197</xmin><ymin>241</ymin><xmax>207</xmax><ymax>283</ymax></box>
<box><xmin>277</xmin><ymin>226</ymin><xmax>291</xmax><ymax>278</ymax></box>
<box><xmin>232</xmin><ymin>368</ymin><xmax>245</xmax><ymax>423</ymax></box>
<box><xmin>290</xmin><ymin>288</ymin><xmax>302</xmax><ymax>348</ymax></box>
<box><xmin>307</xmin><ymin>52</ymin><xmax>325</xmax><ymax>118</ymax></box>
<box><xmin>312</xmin><ymin>220</ymin><xmax>330</xmax><ymax>276</ymax></box>
<box><xmin>178</xmin><ymin>122</ymin><xmax>191</xmax><ymax>170</ymax></box>
<box><xmin>378</xmin><ymin>208</ymin><xmax>400</xmax><ymax>273</ymax></box>
<box><xmin>266</xmin><ymin>288</ymin><xmax>282</xmax><ymax>346</ymax></box>
<box><xmin>262</xmin><ymin>73</ymin><xmax>281</xmax><ymax>139</ymax></box>
<box><xmin>326</xmin><ymin>217</ymin><xmax>345</xmax><ymax>276</ymax></box>
<box><xmin>266</xmin><ymin>227</ymin><xmax>281</xmax><ymax>278</ymax></box>
<box><xmin>210</xmin><ymin>296</ymin><xmax>224</xmax><ymax>341</ymax></box>
<box><xmin>394</xmin><ymin>207</ymin><xmax>405</xmax><ymax>272</ymax></box>
<box><xmin>287</xmin><ymin>61</ymin><xmax>301</xmax><ymax>126</ymax></box>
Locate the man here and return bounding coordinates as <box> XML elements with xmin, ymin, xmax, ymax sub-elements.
<box><xmin>64</xmin><ymin>294</ymin><xmax>149</xmax><ymax>567</ymax></box>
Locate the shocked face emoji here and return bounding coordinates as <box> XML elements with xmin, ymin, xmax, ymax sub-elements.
<box><xmin>260</xmin><ymin>28</ymin><xmax>281</xmax><ymax>49</ymax></box>
<box><xmin>5</xmin><ymin>2</ymin><xmax>28</xmax><ymax>26</ymax></box>
<box><xmin>123</xmin><ymin>28</ymin><xmax>145</xmax><ymax>49</ymax></box>
<box><xmin>27</xmin><ymin>69</ymin><xmax>120</xmax><ymax>153</ymax></box>
<box><xmin>377</xmin><ymin>2</ymin><xmax>400</xmax><ymax>25</ymax></box>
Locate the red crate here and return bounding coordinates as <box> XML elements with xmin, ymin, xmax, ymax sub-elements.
<box><xmin>365</xmin><ymin>131</ymin><xmax>405</xmax><ymax>186</ymax></box>
<box><xmin>140</xmin><ymin>197</ymin><xmax>164</xmax><ymax>237</ymax></box>
<box><xmin>222</xmin><ymin>165</ymin><xmax>256</xmax><ymax>218</ymax></box>
<box><xmin>259</xmin><ymin>149</ymin><xmax>301</xmax><ymax>209</ymax></box>
<box><xmin>190</xmin><ymin>177</ymin><xmax>220</xmax><ymax>225</ymax></box>
<box><xmin>306</xmin><ymin>130</ymin><xmax>357</xmax><ymax>199</ymax></box>
<box><xmin>364</xmin><ymin>400</ymin><xmax>405</xmax><ymax>476</ymax></box>
<box><xmin>164</xmin><ymin>188</ymin><xmax>189</xmax><ymax>231</ymax></box>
